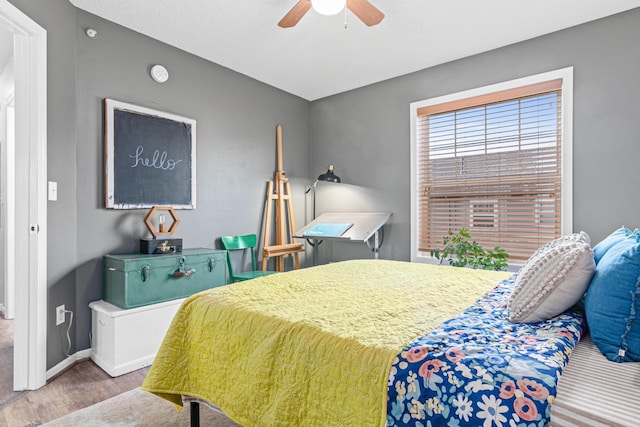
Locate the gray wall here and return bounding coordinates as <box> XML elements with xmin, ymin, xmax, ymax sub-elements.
<box><xmin>310</xmin><ymin>8</ymin><xmax>640</xmax><ymax>264</ymax></box>
<box><xmin>10</xmin><ymin>0</ymin><xmax>310</xmax><ymax>368</ymax></box>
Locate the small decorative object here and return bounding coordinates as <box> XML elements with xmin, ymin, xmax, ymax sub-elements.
<box><xmin>430</xmin><ymin>228</ymin><xmax>509</xmax><ymax>271</ymax></box>
<box><xmin>140</xmin><ymin>206</ymin><xmax>183</xmax><ymax>254</ymax></box>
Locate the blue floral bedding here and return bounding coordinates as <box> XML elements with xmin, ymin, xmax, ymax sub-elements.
<box><xmin>387</xmin><ymin>275</ymin><xmax>587</xmax><ymax>427</ymax></box>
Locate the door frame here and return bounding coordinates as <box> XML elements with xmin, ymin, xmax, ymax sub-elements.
<box><xmin>0</xmin><ymin>0</ymin><xmax>47</xmax><ymax>390</ymax></box>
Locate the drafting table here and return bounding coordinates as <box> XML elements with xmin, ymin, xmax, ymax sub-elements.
<box><xmin>294</xmin><ymin>212</ymin><xmax>392</xmax><ymax>263</ymax></box>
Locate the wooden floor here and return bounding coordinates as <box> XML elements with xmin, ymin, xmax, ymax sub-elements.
<box><xmin>0</xmin><ymin>316</ymin><xmax>149</xmax><ymax>427</ymax></box>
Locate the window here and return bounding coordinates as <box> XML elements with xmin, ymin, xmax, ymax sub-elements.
<box><xmin>411</xmin><ymin>69</ymin><xmax>573</xmax><ymax>263</ymax></box>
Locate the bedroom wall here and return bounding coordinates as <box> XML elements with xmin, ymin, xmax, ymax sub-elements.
<box><xmin>9</xmin><ymin>0</ymin><xmax>310</xmax><ymax>369</ymax></box>
<box><xmin>309</xmin><ymin>7</ymin><xmax>640</xmax><ymax>264</ymax></box>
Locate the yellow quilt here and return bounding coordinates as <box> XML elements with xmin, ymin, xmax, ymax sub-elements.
<box><xmin>142</xmin><ymin>260</ymin><xmax>510</xmax><ymax>426</ymax></box>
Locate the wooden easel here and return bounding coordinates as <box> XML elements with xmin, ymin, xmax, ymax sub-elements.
<box><xmin>262</xmin><ymin>125</ymin><xmax>304</xmax><ymax>272</ymax></box>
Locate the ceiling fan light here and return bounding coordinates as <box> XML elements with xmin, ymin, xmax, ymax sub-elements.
<box><xmin>311</xmin><ymin>0</ymin><xmax>346</xmax><ymax>16</ymax></box>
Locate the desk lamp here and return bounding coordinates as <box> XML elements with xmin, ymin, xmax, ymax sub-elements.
<box><xmin>305</xmin><ymin>165</ymin><xmax>341</xmax><ymax>265</ymax></box>
<box><xmin>306</xmin><ymin>165</ymin><xmax>341</xmax><ymax>219</ymax></box>
<box><xmin>316</xmin><ymin>165</ymin><xmax>341</xmax><ymax>184</ymax></box>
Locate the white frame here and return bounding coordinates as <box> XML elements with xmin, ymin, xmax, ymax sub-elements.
<box><xmin>103</xmin><ymin>98</ymin><xmax>197</xmax><ymax>209</ymax></box>
<box><xmin>410</xmin><ymin>67</ymin><xmax>574</xmax><ymax>264</ymax></box>
<box><xmin>0</xmin><ymin>0</ymin><xmax>48</xmax><ymax>390</ymax></box>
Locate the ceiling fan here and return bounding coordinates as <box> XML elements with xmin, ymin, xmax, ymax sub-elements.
<box><xmin>278</xmin><ymin>0</ymin><xmax>384</xmax><ymax>28</ymax></box>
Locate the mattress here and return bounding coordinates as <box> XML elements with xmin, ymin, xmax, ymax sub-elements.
<box><xmin>551</xmin><ymin>334</ymin><xmax>640</xmax><ymax>427</ymax></box>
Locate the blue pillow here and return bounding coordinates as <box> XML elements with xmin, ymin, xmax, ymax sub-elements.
<box><xmin>592</xmin><ymin>226</ymin><xmax>632</xmax><ymax>264</ymax></box>
<box><xmin>584</xmin><ymin>231</ymin><xmax>640</xmax><ymax>362</ymax></box>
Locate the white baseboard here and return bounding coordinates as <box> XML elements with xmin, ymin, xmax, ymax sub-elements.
<box><xmin>46</xmin><ymin>348</ymin><xmax>92</xmax><ymax>380</ymax></box>
<box><xmin>91</xmin><ymin>352</ymin><xmax>154</xmax><ymax>377</ymax></box>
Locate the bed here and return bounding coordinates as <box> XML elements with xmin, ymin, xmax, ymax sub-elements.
<box><xmin>551</xmin><ymin>334</ymin><xmax>640</xmax><ymax>427</ymax></box>
<box><xmin>142</xmin><ymin>259</ymin><xmax>588</xmax><ymax>426</ymax></box>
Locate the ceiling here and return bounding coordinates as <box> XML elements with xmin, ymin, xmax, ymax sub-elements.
<box><xmin>26</xmin><ymin>1</ymin><xmax>640</xmax><ymax>100</ymax></box>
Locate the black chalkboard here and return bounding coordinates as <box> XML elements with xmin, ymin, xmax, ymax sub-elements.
<box><xmin>104</xmin><ymin>99</ymin><xmax>197</xmax><ymax>209</ymax></box>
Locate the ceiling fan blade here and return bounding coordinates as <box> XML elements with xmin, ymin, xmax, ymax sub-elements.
<box><xmin>278</xmin><ymin>0</ymin><xmax>312</xmax><ymax>28</ymax></box>
<box><xmin>347</xmin><ymin>0</ymin><xmax>384</xmax><ymax>26</ymax></box>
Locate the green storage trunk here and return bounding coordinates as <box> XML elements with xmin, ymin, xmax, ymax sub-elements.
<box><xmin>103</xmin><ymin>248</ymin><xmax>227</xmax><ymax>309</ymax></box>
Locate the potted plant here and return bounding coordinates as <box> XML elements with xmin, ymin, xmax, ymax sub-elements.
<box><xmin>430</xmin><ymin>228</ymin><xmax>509</xmax><ymax>271</ymax></box>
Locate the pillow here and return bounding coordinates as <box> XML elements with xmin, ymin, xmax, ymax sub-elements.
<box><xmin>584</xmin><ymin>231</ymin><xmax>640</xmax><ymax>362</ymax></box>
<box><xmin>592</xmin><ymin>226</ymin><xmax>633</xmax><ymax>264</ymax></box>
<box><xmin>508</xmin><ymin>232</ymin><xmax>595</xmax><ymax>323</ymax></box>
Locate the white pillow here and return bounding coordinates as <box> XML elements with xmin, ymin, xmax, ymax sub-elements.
<box><xmin>508</xmin><ymin>232</ymin><xmax>595</xmax><ymax>323</ymax></box>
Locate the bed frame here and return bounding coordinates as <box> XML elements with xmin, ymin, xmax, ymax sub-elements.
<box><xmin>189</xmin><ymin>402</ymin><xmax>199</xmax><ymax>427</ymax></box>
<box><xmin>184</xmin><ymin>398</ymin><xmax>227</xmax><ymax>427</ymax></box>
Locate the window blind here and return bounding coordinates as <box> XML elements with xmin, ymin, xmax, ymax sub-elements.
<box><xmin>416</xmin><ymin>79</ymin><xmax>562</xmax><ymax>260</ymax></box>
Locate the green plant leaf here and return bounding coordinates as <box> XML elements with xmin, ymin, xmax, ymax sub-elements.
<box><xmin>429</xmin><ymin>228</ymin><xmax>509</xmax><ymax>271</ymax></box>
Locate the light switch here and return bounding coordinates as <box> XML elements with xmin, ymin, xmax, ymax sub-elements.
<box><xmin>48</xmin><ymin>181</ymin><xmax>57</xmax><ymax>201</ymax></box>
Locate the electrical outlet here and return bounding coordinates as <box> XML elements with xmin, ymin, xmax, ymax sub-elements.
<box><xmin>56</xmin><ymin>304</ymin><xmax>65</xmax><ymax>326</ymax></box>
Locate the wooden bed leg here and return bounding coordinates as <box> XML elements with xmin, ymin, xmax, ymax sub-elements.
<box><xmin>190</xmin><ymin>401</ymin><xmax>200</xmax><ymax>427</ymax></box>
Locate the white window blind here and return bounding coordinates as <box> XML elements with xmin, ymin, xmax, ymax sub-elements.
<box><xmin>416</xmin><ymin>79</ymin><xmax>563</xmax><ymax>260</ymax></box>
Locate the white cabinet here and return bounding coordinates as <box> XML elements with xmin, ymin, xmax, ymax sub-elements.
<box><xmin>89</xmin><ymin>298</ymin><xmax>183</xmax><ymax>377</ymax></box>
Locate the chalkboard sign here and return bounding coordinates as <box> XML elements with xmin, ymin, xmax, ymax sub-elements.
<box><xmin>104</xmin><ymin>99</ymin><xmax>197</xmax><ymax>209</ymax></box>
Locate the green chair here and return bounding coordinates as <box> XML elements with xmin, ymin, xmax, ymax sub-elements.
<box><xmin>220</xmin><ymin>234</ymin><xmax>277</xmax><ymax>282</ymax></box>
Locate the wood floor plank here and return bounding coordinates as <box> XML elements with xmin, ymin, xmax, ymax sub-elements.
<box><xmin>0</xmin><ymin>358</ymin><xmax>149</xmax><ymax>426</ymax></box>
<box><xmin>0</xmin><ymin>346</ymin><xmax>25</xmax><ymax>409</ymax></box>
<box><xmin>0</xmin><ymin>316</ymin><xmax>13</xmax><ymax>349</ymax></box>
<box><xmin>1</xmin><ymin>315</ymin><xmax>150</xmax><ymax>426</ymax></box>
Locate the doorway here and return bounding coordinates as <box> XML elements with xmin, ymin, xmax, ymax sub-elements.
<box><xmin>0</xmin><ymin>38</ymin><xmax>16</xmax><ymax>405</ymax></box>
<box><xmin>0</xmin><ymin>1</ymin><xmax>48</xmax><ymax>391</ymax></box>
<box><xmin>1</xmin><ymin>91</ymin><xmax>14</xmax><ymax>320</ymax></box>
